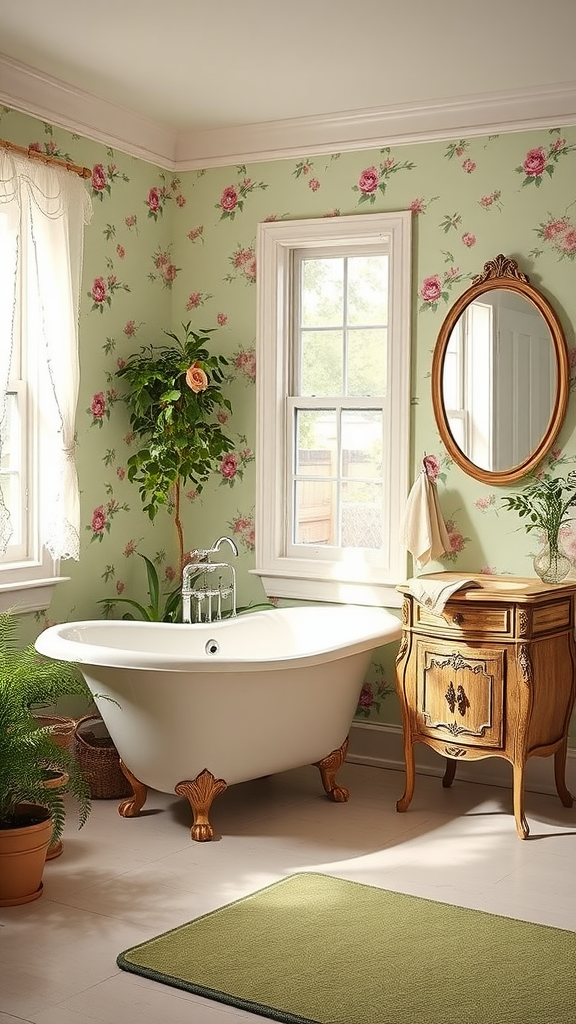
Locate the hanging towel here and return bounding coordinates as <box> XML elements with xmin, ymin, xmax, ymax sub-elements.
<box><xmin>400</xmin><ymin>464</ymin><xmax>451</xmax><ymax>568</ymax></box>
<box><xmin>405</xmin><ymin>575</ymin><xmax>481</xmax><ymax>616</ymax></box>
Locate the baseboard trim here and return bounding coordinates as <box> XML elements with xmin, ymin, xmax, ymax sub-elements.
<box><xmin>347</xmin><ymin>721</ymin><xmax>576</xmax><ymax>797</ymax></box>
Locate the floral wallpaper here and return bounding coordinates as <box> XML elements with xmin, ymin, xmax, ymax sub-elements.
<box><xmin>2</xmin><ymin>106</ymin><xmax>576</xmax><ymax>739</ymax></box>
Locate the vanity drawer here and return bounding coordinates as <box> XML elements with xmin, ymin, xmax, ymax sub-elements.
<box><xmin>413</xmin><ymin>601</ymin><xmax>513</xmax><ymax>638</ymax></box>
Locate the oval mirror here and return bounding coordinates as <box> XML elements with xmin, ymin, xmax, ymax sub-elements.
<box><xmin>431</xmin><ymin>254</ymin><xmax>570</xmax><ymax>485</ymax></box>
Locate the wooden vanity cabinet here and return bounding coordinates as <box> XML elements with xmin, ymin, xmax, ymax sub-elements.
<box><xmin>395</xmin><ymin>572</ymin><xmax>576</xmax><ymax>837</ymax></box>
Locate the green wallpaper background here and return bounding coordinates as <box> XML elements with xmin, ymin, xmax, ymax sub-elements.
<box><xmin>2</xmin><ymin>105</ymin><xmax>576</xmax><ymax>737</ymax></box>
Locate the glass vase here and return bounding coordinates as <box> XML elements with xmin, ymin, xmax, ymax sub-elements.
<box><xmin>533</xmin><ymin>536</ymin><xmax>572</xmax><ymax>584</ymax></box>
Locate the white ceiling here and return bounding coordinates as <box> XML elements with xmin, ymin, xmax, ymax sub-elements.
<box><xmin>2</xmin><ymin>0</ymin><xmax>576</xmax><ymax>168</ymax></box>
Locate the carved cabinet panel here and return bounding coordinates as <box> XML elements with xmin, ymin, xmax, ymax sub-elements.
<box><xmin>416</xmin><ymin>642</ymin><xmax>504</xmax><ymax>748</ymax></box>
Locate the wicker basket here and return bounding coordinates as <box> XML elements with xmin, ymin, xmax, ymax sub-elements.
<box><xmin>74</xmin><ymin>715</ymin><xmax>132</xmax><ymax>799</ymax></box>
<box><xmin>34</xmin><ymin>714</ymin><xmax>76</xmax><ymax>753</ymax></box>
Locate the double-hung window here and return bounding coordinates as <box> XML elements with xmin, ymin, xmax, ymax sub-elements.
<box><xmin>254</xmin><ymin>212</ymin><xmax>411</xmax><ymax>607</ymax></box>
<box><xmin>0</xmin><ymin>151</ymin><xmax>92</xmax><ymax>613</ymax></box>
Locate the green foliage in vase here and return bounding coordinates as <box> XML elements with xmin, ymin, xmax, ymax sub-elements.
<box><xmin>117</xmin><ymin>322</ymin><xmax>234</xmax><ymax>519</ymax></box>
<box><xmin>0</xmin><ymin>612</ymin><xmax>92</xmax><ymax>841</ymax></box>
<box><xmin>501</xmin><ymin>470</ymin><xmax>576</xmax><ymax>549</ymax></box>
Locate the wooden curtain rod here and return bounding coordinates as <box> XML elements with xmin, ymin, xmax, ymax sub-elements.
<box><xmin>0</xmin><ymin>138</ymin><xmax>92</xmax><ymax>179</ymax></box>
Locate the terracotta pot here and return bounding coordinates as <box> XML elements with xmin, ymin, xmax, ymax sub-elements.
<box><xmin>0</xmin><ymin>803</ymin><xmax>52</xmax><ymax>906</ymax></box>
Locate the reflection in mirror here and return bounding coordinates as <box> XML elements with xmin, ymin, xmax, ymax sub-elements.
<box><xmin>431</xmin><ymin>255</ymin><xmax>569</xmax><ymax>485</ymax></box>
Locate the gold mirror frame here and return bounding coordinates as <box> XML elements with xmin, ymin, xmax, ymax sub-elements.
<box><xmin>431</xmin><ymin>254</ymin><xmax>570</xmax><ymax>485</ymax></box>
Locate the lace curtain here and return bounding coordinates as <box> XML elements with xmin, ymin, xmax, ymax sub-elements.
<box><xmin>0</xmin><ymin>151</ymin><xmax>93</xmax><ymax>561</ymax></box>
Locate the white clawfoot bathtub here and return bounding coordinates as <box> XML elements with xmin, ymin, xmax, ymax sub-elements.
<box><xmin>36</xmin><ymin>604</ymin><xmax>401</xmax><ymax>840</ymax></box>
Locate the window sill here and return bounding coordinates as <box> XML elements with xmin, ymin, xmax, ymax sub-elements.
<box><xmin>0</xmin><ymin>576</ymin><xmax>71</xmax><ymax>615</ymax></box>
<box><xmin>250</xmin><ymin>568</ymin><xmax>403</xmax><ymax>609</ymax></box>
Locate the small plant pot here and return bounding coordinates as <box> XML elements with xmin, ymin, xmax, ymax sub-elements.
<box><xmin>0</xmin><ymin>803</ymin><xmax>52</xmax><ymax>906</ymax></box>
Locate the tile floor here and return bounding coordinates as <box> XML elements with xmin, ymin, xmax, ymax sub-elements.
<box><xmin>1</xmin><ymin>760</ymin><xmax>575</xmax><ymax>1023</ymax></box>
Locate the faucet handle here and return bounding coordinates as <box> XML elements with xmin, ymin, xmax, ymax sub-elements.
<box><xmin>186</xmin><ymin>548</ymin><xmax>210</xmax><ymax>563</ymax></box>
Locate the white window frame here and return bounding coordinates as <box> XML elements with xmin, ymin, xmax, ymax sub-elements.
<box><xmin>0</xmin><ymin>376</ymin><xmax>66</xmax><ymax>614</ymax></box>
<box><xmin>0</xmin><ymin>192</ymin><xmax>70</xmax><ymax>615</ymax></box>
<box><xmin>253</xmin><ymin>212</ymin><xmax>412</xmax><ymax>608</ymax></box>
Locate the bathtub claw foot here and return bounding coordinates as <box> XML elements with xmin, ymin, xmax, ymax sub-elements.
<box><xmin>117</xmin><ymin>759</ymin><xmax>148</xmax><ymax>817</ymax></box>
<box><xmin>175</xmin><ymin>769</ymin><xmax>228</xmax><ymax>842</ymax></box>
<box><xmin>313</xmin><ymin>737</ymin><xmax>350</xmax><ymax>802</ymax></box>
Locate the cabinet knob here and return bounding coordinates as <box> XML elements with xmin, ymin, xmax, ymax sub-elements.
<box><xmin>452</xmin><ymin>613</ymin><xmax>464</xmax><ymax>625</ymax></box>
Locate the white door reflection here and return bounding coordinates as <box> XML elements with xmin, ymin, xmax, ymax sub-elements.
<box><xmin>443</xmin><ymin>291</ymin><xmax>556</xmax><ymax>473</ymax></box>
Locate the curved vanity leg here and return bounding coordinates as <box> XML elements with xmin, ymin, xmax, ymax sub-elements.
<box><xmin>442</xmin><ymin>757</ymin><xmax>457</xmax><ymax>788</ymax></box>
<box><xmin>554</xmin><ymin>738</ymin><xmax>574</xmax><ymax>807</ymax></box>
<box><xmin>313</xmin><ymin>737</ymin><xmax>350</xmax><ymax>802</ymax></box>
<box><xmin>118</xmin><ymin>759</ymin><xmax>148</xmax><ymax>817</ymax></box>
<box><xmin>175</xmin><ymin>769</ymin><xmax>228</xmax><ymax>842</ymax></box>
<box><xmin>512</xmin><ymin>762</ymin><xmax>529</xmax><ymax>839</ymax></box>
<box><xmin>396</xmin><ymin>739</ymin><xmax>415</xmax><ymax>813</ymax></box>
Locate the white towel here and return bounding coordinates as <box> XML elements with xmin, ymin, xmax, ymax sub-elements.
<box><xmin>405</xmin><ymin>576</ymin><xmax>481</xmax><ymax>616</ymax></box>
<box><xmin>400</xmin><ymin>470</ymin><xmax>451</xmax><ymax>568</ymax></box>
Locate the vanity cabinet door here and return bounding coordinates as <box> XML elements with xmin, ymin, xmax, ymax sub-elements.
<box><xmin>415</xmin><ymin>639</ymin><xmax>505</xmax><ymax>749</ymax></box>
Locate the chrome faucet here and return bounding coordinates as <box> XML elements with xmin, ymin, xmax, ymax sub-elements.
<box><xmin>181</xmin><ymin>537</ymin><xmax>238</xmax><ymax>623</ymax></box>
<box><xmin>211</xmin><ymin>536</ymin><xmax>239</xmax><ymax>557</ymax></box>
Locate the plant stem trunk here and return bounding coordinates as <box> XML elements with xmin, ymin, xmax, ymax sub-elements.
<box><xmin>173</xmin><ymin>481</ymin><xmax>185</xmax><ymax>573</ymax></box>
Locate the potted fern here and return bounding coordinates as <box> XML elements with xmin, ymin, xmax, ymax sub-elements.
<box><xmin>0</xmin><ymin>611</ymin><xmax>93</xmax><ymax>906</ymax></box>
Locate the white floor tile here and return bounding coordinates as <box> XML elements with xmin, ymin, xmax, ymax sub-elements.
<box><xmin>1</xmin><ymin>762</ymin><xmax>575</xmax><ymax>1023</ymax></box>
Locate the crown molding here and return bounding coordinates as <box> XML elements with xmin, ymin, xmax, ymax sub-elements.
<box><xmin>176</xmin><ymin>83</ymin><xmax>576</xmax><ymax>168</ymax></box>
<box><xmin>2</xmin><ymin>54</ymin><xmax>576</xmax><ymax>171</ymax></box>
<box><xmin>0</xmin><ymin>54</ymin><xmax>178</xmax><ymax>168</ymax></box>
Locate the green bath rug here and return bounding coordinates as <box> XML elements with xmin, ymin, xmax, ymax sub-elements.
<box><xmin>117</xmin><ymin>871</ymin><xmax>576</xmax><ymax>1024</ymax></box>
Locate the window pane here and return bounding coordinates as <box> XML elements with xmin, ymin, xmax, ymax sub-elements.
<box><xmin>341</xmin><ymin>410</ymin><xmax>383</xmax><ymax>479</ymax></box>
<box><xmin>443</xmin><ymin>324</ymin><xmax>462</xmax><ymax>409</ymax></box>
<box><xmin>295</xmin><ymin>409</ymin><xmax>337</xmax><ymax>471</ymax></box>
<box><xmin>347</xmin><ymin>328</ymin><xmax>387</xmax><ymax>396</ymax></box>
<box><xmin>0</xmin><ymin>475</ymin><xmax>21</xmax><ymax>546</ymax></box>
<box><xmin>294</xmin><ymin>479</ymin><xmax>336</xmax><ymax>545</ymax></box>
<box><xmin>301</xmin><ymin>331</ymin><xmax>343</xmax><ymax>396</ymax></box>
<box><xmin>0</xmin><ymin>393</ymin><xmax>22</xmax><ymax>548</ymax></box>
<box><xmin>301</xmin><ymin>258</ymin><xmax>343</xmax><ymax>328</ymax></box>
<box><xmin>341</xmin><ymin>481</ymin><xmax>383</xmax><ymax>549</ymax></box>
<box><xmin>347</xmin><ymin>255</ymin><xmax>389</xmax><ymax>325</ymax></box>
<box><xmin>0</xmin><ymin>393</ymin><xmax>17</xmax><ymax>471</ymax></box>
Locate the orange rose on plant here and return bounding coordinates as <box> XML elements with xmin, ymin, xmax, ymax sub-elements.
<box><xmin>186</xmin><ymin>362</ymin><xmax>208</xmax><ymax>393</ymax></box>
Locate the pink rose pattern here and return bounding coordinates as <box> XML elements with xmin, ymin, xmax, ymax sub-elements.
<box><xmin>150</xmin><ymin>247</ymin><xmax>181</xmax><ymax>288</ymax></box>
<box><xmin>91</xmin><ymin>162</ymin><xmax>129</xmax><ymax>201</ymax></box>
<box><xmin>225</xmin><ymin>244</ymin><xmax>257</xmax><ymax>284</ymax></box>
<box><xmin>88</xmin><ymin>266</ymin><xmax>130</xmax><ymax>311</ymax></box>
<box><xmin>16</xmin><ymin>118</ymin><xmax>576</xmax><ymax>717</ymax></box>
<box><xmin>418</xmin><ymin>265</ymin><xmax>472</xmax><ymax>311</ymax></box>
<box><xmin>516</xmin><ymin>139</ymin><xmax>575</xmax><ymax>187</ymax></box>
<box><xmin>219</xmin><ymin>438</ymin><xmax>254</xmax><ymax>487</ymax></box>
<box><xmin>216</xmin><ymin>172</ymin><xmax>268</xmax><ymax>221</ymax></box>
<box><xmin>355</xmin><ymin>664</ymin><xmax>393</xmax><ymax>718</ymax></box>
<box><xmin>353</xmin><ymin>149</ymin><xmax>416</xmax><ymax>205</ymax></box>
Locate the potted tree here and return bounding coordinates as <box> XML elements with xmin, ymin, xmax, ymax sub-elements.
<box><xmin>116</xmin><ymin>321</ymin><xmax>234</xmax><ymax>574</ymax></box>
<box><xmin>0</xmin><ymin>611</ymin><xmax>93</xmax><ymax>906</ymax></box>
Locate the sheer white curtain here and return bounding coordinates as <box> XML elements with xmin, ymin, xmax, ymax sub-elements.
<box><xmin>0</xmin><ymin>151</ymin><xmax>92</xmax><ymax>561</ymax></box>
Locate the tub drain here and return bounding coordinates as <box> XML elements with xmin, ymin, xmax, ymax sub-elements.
<box><xmin>205</xmin><ymin>639</ymin><xmax>219</xmax><ymax>655</ymax></box>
